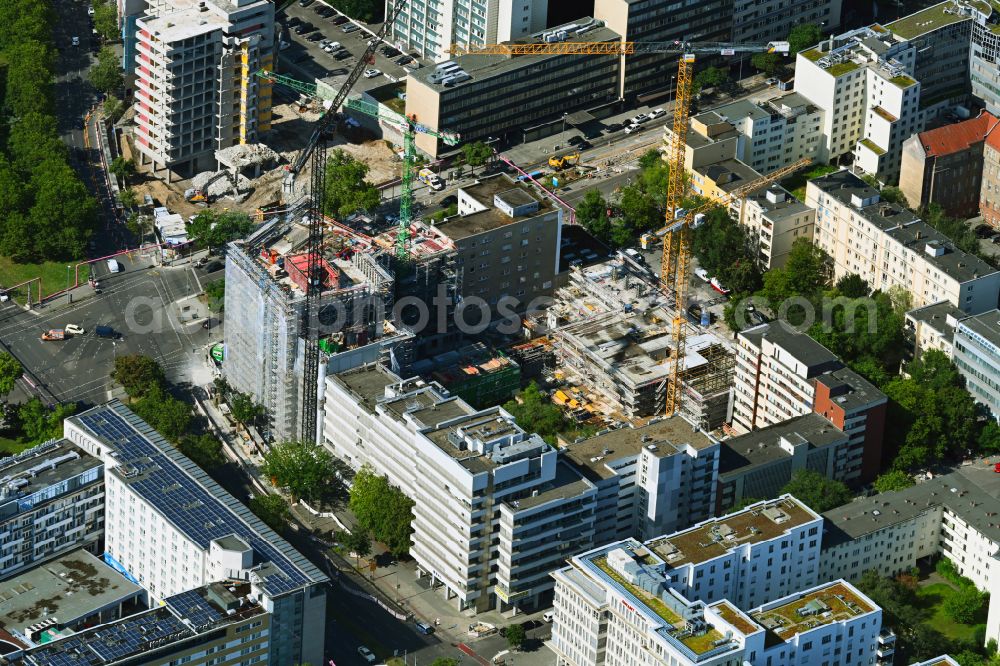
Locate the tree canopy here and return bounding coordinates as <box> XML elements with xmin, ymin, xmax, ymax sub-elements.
<box><xmin>88</xmin><ymin>46</ymin><xmax>123</xmax><ymax>95</ymax></box>
<box><xmin>874</xmin><ymin>469</ymin><xmax>915</xmax><ymax>493</ymax></box>
<box><xmin>349</xmin><ymin>465</ymin><xmax>415</xmax><ymax>557</ymax></box>
<box><xmin>787</xmin><ymin>23</ymin><xmax>823</xmax><ymax>54</ymax></box>
<box><xmin>506</xmin><ymin>623</ymin><xmax>526</xmax><ymax>650</ymax></box>
<box><xmin>326</xmin><ymin>0</ymin><xmax>383</xmax><ymax>23</ymax></box>
<box><xmin>462</xmin><ymin>141</ymin><xmax>491</xmax><ymax>173</ymax></box>
<box><xmin>691</xmin><ymin>207</ymin><xmax>763</xmax><ymax>296</ymax></box>
<box><xmin>186</xmin><ymin>210</ymin><xmax>256</xmax><ymax>249</ymax></box>
<box><xmin>93</xmin><ymin>2</ymin><xmax>119</xmax><ymax>42</ymax></box>
<box><xmin>0</xmin><ymin>352</ymin><xmax>23</xmax><ymax>395</ymax></box>
<box><xmin>16</xmin><ymin>398</ymin><xmax>77</xmax><ymax>446</ymax></box>
<box><xmin>760</xmin><ymin>238</ymin><xmax>828</xmax><ymax>306</ymax></box>
<box><xmin>178</xmin><ymin>434</ymin><xmax>225</xmax><ymax>470</ymax></box>
<box><xmin>262</xmin><ymin>440</ymin><xmax>337</xmax><ymax>503</ymax></box>
<box><xmin>249</xmin><ymin>493</ymin><xmax>290</xmax><ymax>533</ymax></box>
<box><xmin>111</xmin><ymin>354</ymin><xmax>166</xmax><ymax>399</ymax></box>
<box><xmin>322</xmin><ymin>149</ymin><xmax>380</xmax><ymax>220</ymax></box>
<box><xmin>503</xmin><ymin>382</ymin><xmax>571</xmax><ymax>446</ymax></box>
<box><xmin>780</xmin><ymin>469</ymin><xmax>852</xmax><ymax>512</ymax></box>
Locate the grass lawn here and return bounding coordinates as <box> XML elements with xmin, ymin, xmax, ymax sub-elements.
<box><xmin>783</xmin><ymin>164</ymin><xmax>839</xmax><ymax>202</ymax></box>
<box><xmin>916</xmin><ymin>582</ymin><xmax>988</xmax><ymax>642</ymax></box>
<box><xmin>0</xmin><ymin>256</ymin><xmax>91</xmax><ymax>301</ymax></box>
<box><xmin>0</xmin><ymin>435</ymin><xmax>34</xmax><ymax>456</ymax></box>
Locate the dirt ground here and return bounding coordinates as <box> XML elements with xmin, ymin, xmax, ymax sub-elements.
<box><xmin>119</xmin><ymin>101</ymin><xmax>401</xmax><ymax>216</ymax></box>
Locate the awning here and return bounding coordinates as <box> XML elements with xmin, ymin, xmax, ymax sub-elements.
<box><xmin>564</xmin><ymin>110</ymin><xmax>596</xmax><ymax>126</ymax></box>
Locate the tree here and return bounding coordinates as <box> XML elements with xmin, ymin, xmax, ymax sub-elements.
<box><xmin>503</xmin><ymin>382</ymin><xmax>570</xmax><ymax>445</ymax></box>
<box><xmin>506</xmin><ymin>623</ymin><xmax>526</xmax><ymax>651</ymax></box>
<box><xmin>349</xmin><ymin>465</ymin><xmax>415</xmax><ymax>557</ymax></box>
<box><xmin>879</xmin><ymin>186</ymin><xmax>907</xmax><ymax>205</ymax></box>
<box><xmin>262</xmin><ymin>440</ymin><xmax>337</xmax><ymax>502</ymax></box>
<box><xmin>576</xmin><ymin>189</ymin><xmax>611</xmax><ymax>244</ymax></box>
<box><xmin>186</xmin><ymin>210</ymin><xmax>255</xmax><ymax>250</ymax></box>
<box><xmin>428</xmin><ymin>660</ymin><xmax>460</xmax><ymax>666</ymax></box>
<box><xmin>249</xmin><ymin>493</ymin><xmax>290</xmax><ymax>532</ymax></box>
<box><xmin>944</xmin><ymin>584</ymin><xmax>985</xmax><ymax>624</ymax></box>
<box><xmin>787</xmin><ymin>23</ymin><xmax>823</xmax><ymax>55</ymax></box>
<box><xmin>178</xmin><ymin>434</ymin><xmax>225</xmax><ymax>469</ymax></box>
<box><xmin>691</xmin><ymin>207</ymin><xmax>762</xmax><ymax>295</ymax></box>
<box><xmin>118</xmin><ymin>188</ymin><xmax>138</xmax><ymax>210</ymax></box>
<box><xmin>874</xmin><ymin>469</ymin><xmax>915</xmax><ymax>493</ymax></box>
<box><xmin>104</xmin><ymin>95</ymin><xmax>125</xmax><ymax>122</ymax></box>
<box><xmin>322</xmin><ymin>149</ymin><xmax>381</xmax><ymax>220</ymax></box>
<box><xmin>17</xmin><ymin>399</ymin><xmax>77</xmax><ymax>446</ymax></box>
<box><xmin>93</xmin><ymin>3</ymin><xmax>119</xmax><ymax>41</ymax></box>
<box><xmin>780</xmin><ymin>469</ymin><xmax>852</xmax><ymax>512</ymax></box>
<box><xmin>8</xmin><ymin>112</ymin><xmax>66</xmax><ymax>176</ymax></box>
<box><xmin>110</xmin><ymin>157</ymin><xmax>136</xmax><ymax>187</ymax></box>
<box><xmin>751</xmin><ymin>52</ymin><xmax>781</xmax><ymax>76</ymax></box>
<box><xmin>834</xmin><ymin>273</ymin><xmax>869</xmax><ymax>298</ymax></box>
<box><xmin>980</xmin><ymin>421</ymin><xmax>1000</xmax><ymax>454</ymax></box>
<box><xmin>0</xmin><ymin>352</ymin><xmax>23</xmax><ymax>396</ymax></box>
<box><xmin>335</xmin><ymin>528</ymin><xmax>372</xmax><ymax>565</ymax></box>
<box><xmin>205</xmin><ymin>279</ymin><xmax>225</xmax><ymax>312</ymax></box>
<box><xmin>327</xmin><ymin>0</ymin><xmax>383</xmax><ymax>22</ymax></box>
<box><xmin>462</xmin><ymin>141</ymin><xmax>491</xmax><ymax>174</ymax></box>
<box><xmin>132</xmin><ymin>385</ymin><xmax>191</xmax><ymax>443</ymax></box>
<box><xmin>28</xmin><ymin>158</ymin><xmax>98</xmax><ymax>260</ymax></box>
<box><xmin>760</xmin><ymin>238</ymin><xmax>828</xmax><ymax>306</ymax></box>
<box><xmin>89</xmin><ymin>47</ymin><xmax>123</xmax><ymax>95</ymax></box>
<box><xmin>111</xmin><ymin>354</ymin><xmax>166</xmax><ymax>399</ymax></box>
<box><xmin>693</xmin><ymin>65</ymin><xmax>728</xmax><ymax>94</ymax></box>
<box><xmin>229</xmin><ymin>392</ymin><xmax>264</xmax><ymax>428</ymax></box>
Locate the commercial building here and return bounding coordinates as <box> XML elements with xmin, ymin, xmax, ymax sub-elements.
<box><xmin>0</xmin><ymin>549</ymin><xmax>144</xmax><ymax>646</ymax></box>
<box><xmin>980</xmin><ymin>122</ymin><xmax>1000</xmax><ymax>227</ymax></box>
<box><xmin>731</xmin><ymin>321</ymin><xmax>888</xmax><ymax>485</ymax></box>
<box><xmin>739</xmin><ymin>185</ymin><xmax>816</xmax><ymax>269</ymax></box>
<box><xmin>324</xmin><ymin>364</ymin><xmax>596</xmax><ymax>613</ymax></box>
<box><xmin>900</xmin><ymin>111</ymin><xmax>1000</xmax><ymax>217</ymax></box>
<box><xmin>904</xmin><ymin>300</ymin><xmax>966</xmax><ymax>357</ymax></box>
<box><xmin>223</xmin><ymin>214</ymin><xmax>400</xmax><ymax>442</ymax></box>
<box><xmin>970</xmin><ymin>1</ymin><xmax>1000</xmax><ymax>117</ymax></box>
<box><xmin>563</xmin><ymin>419</ymin><xmax>721</xmax><ymax>545</ymax></box>
<box><xmin>820</xmin><ymin>463</ymin><xmax>1000</xmax><ymax>643</ymax></box>
<box><xmin>388</xmin><ymin>0</ymin><xmax>547</xmax><ymax>61</ymax></box>
<box><xmin>807</xmin><ymin>170</ymin><xmax>1000</xmax><ymax>312</ymax></box>
<box><xmin>795</xmin><ymin>26</ymin><xmax>922</xmax><ymax>182</ymax></box>
<box><xmin>953</xmin><ymin>309</ymin><xmax>1000</xmax><ymax>420</ymax></box>
<box><xmin>0</xmin><ymin>440</ymin><xmax>104</xmax><ymax>581</ymax></box>
<box><xmin>64</xmin><ymin>402</ymin><xmax>328</xmax><ymax>666</ymax></box>
<box><xmin>718</xmin><ymin>412</ymin><xmax>852</xmax><ymax>512</ymax></box>
<box><xmin>4</xmin><ymin>581</ymin><xmax>270</xmax><ymax>666</ymax></box>
<box><xmin>129</xmin><ymin>0</ymin><xmax>275</xmax><ymax>178</ymax></box>
<box><xmin>550</xmin><ymin>497</ymin><xmax>881</xmax><ymax>666</ymax></box>
<box><xmin>405</xmin><ymin>20</ymin><xmax>620</xmax><ymax>157</ymax></box>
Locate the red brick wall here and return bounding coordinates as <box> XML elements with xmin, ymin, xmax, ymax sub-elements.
<box><xmin>811</xmin><ymin>380</ymin><xmax>886</xmax><ymax>484</ymax></box>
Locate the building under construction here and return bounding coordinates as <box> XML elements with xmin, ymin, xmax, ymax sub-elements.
<box><xmin>549</xmin><ymin>256</ymin><xmax>735</xmax><ymax>430</ymax></box>
<box><xmin>410</xmin><ymin>343</ymin><xmax>521</xmax><ymax>409</ymax></box>
<box><xmin>224</xmin><ymin>209</ymin><xmax>408</xmax><ymax>443</ymax></box>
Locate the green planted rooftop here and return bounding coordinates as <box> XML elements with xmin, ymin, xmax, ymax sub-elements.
<box><xmin>828</xmin><ymin>61</ymin><xmax>860</xmax><ymax>76</ymax></box>
<box><xmin>887</xmin><ymin>2</ymin><xmax>973</xmax><ymax>39</ymax></box>
<box><xmin>860</xmin><ymin>138</ymin><xmax>887</xmax><ymax>155</ymax></box>
<box><xmin>802</xmin><ymin>48</ymin><xmax>824</xmax><ymax>62</ymax></box>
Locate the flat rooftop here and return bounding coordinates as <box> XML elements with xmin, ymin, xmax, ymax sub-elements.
<box><xmin>507</xmin><ymin>461</ymin><xmax>594</xmax><ymax>510</ymax></box>
<box><xmin>565</xmin><ymin>418</ymin><xmax>718</xmax><ymax>481</ymax></box>
<box><xmin>814</xmin><ymin>365</ymin><xmax>886</xmax><ymax>412</ymax></box>
<box><xmin>750</xmin><ymin>581</ymin><xmax>875</xmax><ymax>646</ymax></box>
<box><xmin>423</xmin><ymin>409</ymin><xmax>536</xmax><ymax>474</ymax></box>
<box><xmin>333</xmin><ymin>364</ymin><xmax>401</xmax><ymax>412</ymax></box>
<box><xmin>647</xmin><ymin>497</ymin><xmax>819</xmax><ymax>568</ymax></box>
<box><xmin>745</xmin><ymin>186</ymin><xmax>812</xmax><ymax>220</ymax></box>
<box><xmin>710</xmin><ymin>600</ymin><xmax>761</xmax><ymax>636</ymax></box>
<box><xmin>695</xmin><ymin>159</ymin><xmax>762</xmax><ymax>195</ymax></box>
<box><xmin>957</xmin><ymin>308</ymin><xmax>1000</xmax><ymax>349</ymax></box>
<box><xmin>0</xmin><ymin>439</ymin><xmax>100</xmax><ymax>508</ymax></box>
<box><xmin>438</xmin><ymin>176</ymin><xmax>557</xmax><ymax>240</ymax></box>
<box><xmin>741</xmin><ymin>320</ymin><xmax>841</xmax><ymax>373</ymax></box>
<box><xmin>71</xmin><ymin>402</ymin><xmax>327</xmax><ymax>597</ymax></box>
<box><xmin>719</xmin><ymin>413</ymin><xmax>845</xmax><ymax>475</ymax></box>
<box><xmin>906</xmin><ymin>300</ymin><xmax>966</xmax><ymax>339</ymax></box>
<box><xmin>886</xmin><ymin>1</ymin><xmax>975</xmax><ymax>39</ymax></box>
<box><xmin>0</xmin><ymin>550</ymin><xmax>143</xmax><ymax>636</ymax></box>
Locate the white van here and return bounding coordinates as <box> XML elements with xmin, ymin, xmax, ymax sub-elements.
<box><xmin>106</xmin><ymin>258</ymin><xmax>122</xmax><ymax>273</ymax></box>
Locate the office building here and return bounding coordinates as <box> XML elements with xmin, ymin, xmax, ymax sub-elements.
<box><xmin>740</xmin><ymin>185</ymin><xmax>817</xmax><ymax>269</ymax></box>
<box><xmin>324</xmin><ymin>364</ymin><xmax>596</xmax><ymax>613</ymax></box>
<box><xmin>953</xmin><ymin>309</ymin><xmax>1000</xmax><ymax>420</ymax></box>
<box><xmin>795</xmin><ymin>26</ymin><xmax>921</xmax><ymax>182</ymax></box>
<box><xmin>550</xmin><ymin>497</ymin><xmax>881</xmax><ymax>666</ymax></box>
<box><xmin>807</xmin><ymin>170</ymin><xmax>1000</xmax><ymax>312</ymax></box>
<box><xmin>405</xmin><ymin>19</ymin><xmax>619</xmax><ymax>157</ymax></box>
<box><xmin>900</xmin><ymin>111</ymin><xmax>1000</xmax><ymax>217</ymax></box>
<box><xmin>224</xmin><ymin>215</ymin><xmax>399</xmax><ymax>443</ymax></box>
<box><xmin>980</xmin><ymin>122</ymin><xmax>1000</xmax><ymax>227</ymax></box>
<box><xmin>63</xmin><ymin>402</ymin><xmax>328</xmax><ymax>666</ymax></box>
<box><xmin>904</xmin><ymin>300</ymin><xmax>966</xmax><ymax>357</ymax></box>
<box><xmin>563</xmin><ymin>419</ymin><xmax>721</xmax><ymax>545</ymax></box>
<box><xmin>4</xmin><ymin>581</ymin><xmax>270</xmax><ymax>666</ymax></box>
<box><xmin>0</xmin><ymin>440</ymin><xmax>104</xmax><ymax>581</ymax></box>
<box><xmin>731</xmin><ymin>321</ymin><xmax>888</xmax><ymax>486</ymax></box>
<box><xmin>970</xmin><ymin>1</ymin><xmax>1000</xmax><ymax>117</ymax></box>
<box><xmin>388</xmin><ymin>0</ymin><xmax>547</xmax><ymax>61</ymax></box>
<box><xmin>130</xmin><ymin>0</ymin><xmax>275</xmax><ymax>178</ymax></box>
<box><xmin>718</xmin><ymin>412</ymin><xmax>854</xmax><ymax>512</ymax></box>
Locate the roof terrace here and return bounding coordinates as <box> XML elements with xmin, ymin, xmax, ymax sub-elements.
<box><xmin>750</xmin><ymin>581</ymin><xmax>875</xmax><ymax>646</ymax></box>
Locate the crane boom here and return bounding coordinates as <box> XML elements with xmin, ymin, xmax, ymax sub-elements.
<box><xmin>449</xmin><ymin>40</ymin><xmax>789</xmax><ymax>56</ymax></box>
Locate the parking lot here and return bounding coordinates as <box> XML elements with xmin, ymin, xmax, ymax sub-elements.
<box><xmin>276</xmin><ymin>0</ymin><xmax>428</xmax><ymax>97</ymax></box>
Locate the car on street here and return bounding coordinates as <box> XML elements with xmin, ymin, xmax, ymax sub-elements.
<box><xmin>648</xmin><ymin>107</ymin><xmax>665</xmax><ymax>119</ymax></box>
<box><xmin>695</xmin><ymin>267</ymin><xmax>711</xmax><ymax>282</ymax></box>
<box><xmin>568</xmin><ymin>135</ymin><xmax>584</xmax><ymax>146</ymax></box>
<box><xmin>710</xmin><ymin>276</ymin><xmax>731</xmax><ymax>295</ymax></box>
<box><xmin>342</xmin><ymin>23</ymin><xmax>360</xmax><ymax>32</ymax></box>
<box><xmin>357</xmin><ymin>646</ymin><xmax>376</xmax><ymax>663</ymax></box>
<box><xmin>298</xmin><ymin>0</ymin><xmax>314</xmax><ymax>6</ymax></box>
<box><xmin>88</xmin><ymin>5</ymin><xmax>94</xmax><ymax>15</ymax></box>
<box><xmin>363</xmin><ymin>68</ymin><xmax>381</xmax><ymax>78</ymax></box>
<box><xmin>306</xmin><ymin>32</ymin><xmax>324</xmax><ymax>41</ymax></box>
<box><xmin>72</xmin><ymin>36</ymin><xmax>80</xmax><ymax>46</ymax></box>
<box><xmin>332</xmin><ymin>15</ymin><xmax>349</xmax><ymax>24</ymax></box>
<box><xmin>414</xmin><ymin>621</ymin><xmax>434</xmax><ymax>635</ymax></box>
<box><xmin>604</xmin><ymin>121</ymin><xmax>624</xmax><ymax>133</ymax></box>
<box><xmin>994</xmin><ymin>462</ymin><xmax>1000</xmax><ymax>473</ymax></box>
<box><xmin>65</xmin><ymin>324</ymin><xmax>86</xmax><ymax>336</ymax></box>
<box><xmin>624</xmin><ymin>124</ymin><xmax>640</xmax><ymax>134</ymax></box>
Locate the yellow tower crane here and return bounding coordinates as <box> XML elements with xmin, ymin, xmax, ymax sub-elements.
<box><xmin>450</xmin><ymin>39</ymin><xmax>810</xmax><ymax>417</ymax></box>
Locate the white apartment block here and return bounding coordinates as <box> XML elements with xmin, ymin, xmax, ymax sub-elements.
<box><xmin>820</xmin><ymin>466</ymin><xmax>1000</xmax><ymax>644</ymax></box>
<box><xmin>807</xmin><ymin>170</ymin><xmax>1000</xmax><ymax>313</ymax></box>
<box><xmin>324</xmin><ymin>364</ymin><xmax>597</xmax><ymax>612</ymax></box>
<box><xmin>795</xmin><ymin>26</ymin><xmax>921</xmax><ymax>182</ymax></box>
<box><xmin>739</xmin><ymin>185</ymin><xmax>817</xmax><ymax>269</ymax></box>
<box><xmin>563</xmin><ymin>419</ymin><xmax>721</xmax><ymax>545</ymax></box>
<box><xmin>904</xmin><ymin>301</ymin><xmax>965</xmax><ymax>358</ymax></box>
<box><xmin>953</xmin><ymin>309</ymin><xmax>1000</xmax><ymax>421</ymax></box>
<box><xmin>63</xmin><ymin>401</ymin><xmax>328</xmax><ymax>666</ymax></box>
<box><xmin>131</xmin><ymin>0</ymin><xmax>274</xmax><ymax>177</ymax></box>
<box><xmin>389</xmin><ymin>0</ymin><xmax>547</xmax><ymax>61</ymax></box>
<box><xmin>551</xmin><ymin>497</ymin><xmax>881</xmax><ymax>666</ymax></box>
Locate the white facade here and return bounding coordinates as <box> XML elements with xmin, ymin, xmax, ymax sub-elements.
<box><xmin>739</xmin><ymin>186</ymin><xmax>817</xmax><ymax>269</ymax></box>
<box><xmin>324</xmin><ymin>365</ymin><xmax>596</xmax><ymax>612</ymax></box>
<box><xmin>132</xmin><ymin>0</ymin><xmax>274</xmax><ymax>176</ymax></box>
<box><xmin>807</xmin><ymin>170</ymin><xmax>1000</xmax><ymax>313</ymax></box>
<box><xmin>953</xmin><ymin>311</ymin><xmax>1000</xmax><ymax>421</ymax></box>
<box><xmin>712</xmin><ymin>94</ymin><xmax>825</xmax><ymax>173</ymax></box>
<box><xmin>389</xmin><ymin>0</ymin><xmax>547</xmax><ymax>61</ymax></box>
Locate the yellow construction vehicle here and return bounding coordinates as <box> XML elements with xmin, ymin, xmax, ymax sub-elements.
<box><xmin>548</xmin><ymin>152</ymin><xmax>580</xmax><ymax>170</ymax></box>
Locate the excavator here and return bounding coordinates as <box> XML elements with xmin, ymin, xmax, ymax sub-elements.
<box><xmin>548</xmin><ymin>152</ymin><xmax>581</xmax><ymax>170</ymax></box>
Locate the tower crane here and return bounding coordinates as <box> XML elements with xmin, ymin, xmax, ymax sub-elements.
<box><xmin>450</xmin><ymin>39</ymin><xmax>809</xmax><ymax>417</ymax></box>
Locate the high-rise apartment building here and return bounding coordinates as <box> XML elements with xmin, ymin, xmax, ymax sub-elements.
<box><xmin>63</xmin><ymin>402</ymin><xmax>328</xmax><ymax>666</ymax></box>
<box><xmin>130</xmin><ymin>0</ymin><xmax>274</xmax><ymax>178</ymax></box>
<box><xmin>740</xmin><ymin>185</ymin><xmax>817</xmax><ymax>269</ymax></box>
<box><xmin>807</xmin><ymin>170</ymin><xmax>1000</xmax><ymax>313</ymax></box>
<box><xmin>953</xmin><ymin>309</ymin><xmax>1000</xmax><ymax>420</ymax></box>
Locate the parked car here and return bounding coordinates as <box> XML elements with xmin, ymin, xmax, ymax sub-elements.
<box><xmin>414</xmin><ymin>621</ymin><xmax>434</xmax><ymax>635</ymax></box>
<box><xmin>975</xmin><ymin>224</ymin><xmax>998</xmax><ymax>238</ymax></box>
<box><xmin>710</xmin><ymin>276</ymin><xmax>731</xmax><ymax>295</ymax></box>
<box><xmin>298</xmin><ymin>0</ymin><xmax>314</xmax><ymax>6</ymax></box>
<box><xmin>694</xmin><ymin>267</ymin><xmax>711</xmax><ymax>283</ymax></box>
<box><xmin>332</xmin><ymin>15</ymin><xmax>349</xmax><ymax>24</ymax></box>
<box><xmin>630</xmin><ymin>113</ymin><xmax>649</xmax><ymax>125</ymax></box>
<box><xmin>648</xmin><ymin>107</ymin><xmax>665</xmax><ymax>119</ymax></box>
<box><xmin>567</xmin><ymin>135</ymin><xmax>584</xmax><ymax>146</ymax></box>
<box><xmin>342</xmin><ymin>23</ymin><xmax>360</xmax><ymax>32</ymax></box>
<box><xmin>363</xmin><ymin>68</ymin><xmax>381</xmax><ymax>78</ymax></box>
<box><xmin>314</xmin><ymin>5</ymin><xmax>334</xmax><ymax>16</ymax></box>
<box><xmin>286</xmin><ymin>15</ymin><xmax>302</xmax><ymax>27</ymax></box>
<box><xmin>396</xmin><ymin>55</ymin><xmax>413</xmax><ymax>65</ymax></box>
<box><xmin>543</xmin><ymin>611</ymin><xmax>555</xmax><ymax>622</ymax></box>
<box><xmin>293</xmin><ymin>23</ymin><xmax>314</xmax><ymax>34</ymax></box>
<box><xmin>578</xmin><ymin>139</ymin><xmax>592</xmax><ymax>150</ymax></box>
<box><xmin>624</xmin><ymin>124</ymin><xmax>640</xmax><ymax>134</ymax></box>
<box><xmin>72</xmin><ymin>36</ymin><xmax>80</xmax><ymax>46</ymax></box>
<box><xmin>357</xmin><ymin>646</ymin><xmax>376</xmax><ymax>664</ymax></box>
<box><xmin>766</xmin><ymin>77</ymin><xmax>779</xmax><ymax>85</ymax></box>
<box><xmin>306</xmin><ymin>32</ymin><xmax>324</xmax><ymax>41</ymax></box>
<box><xmin>88</xmin><ymin>5</ymin><xmax>94</xmax><ymax>15</ymax></box>
<box><xmin>604</xmin><ymin>121</ymin><xmax>624</xmax><ymax>133</ymax></box>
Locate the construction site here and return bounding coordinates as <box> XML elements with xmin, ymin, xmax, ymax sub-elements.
<box><xmin>533</xmin><ymin>253</ymin><xmax>736</xmax><ymax>432</ymax></box>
